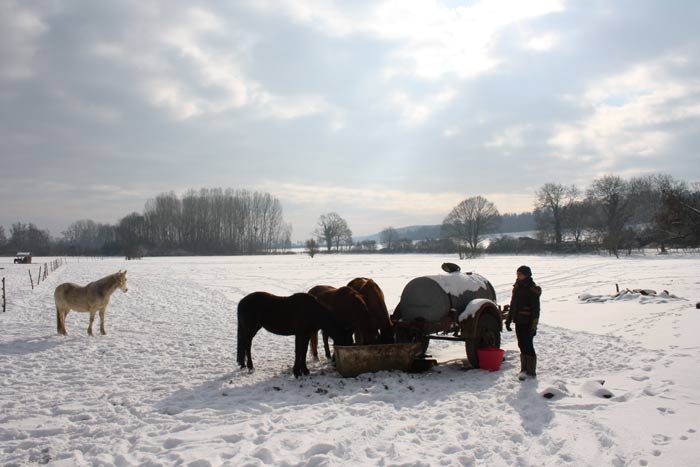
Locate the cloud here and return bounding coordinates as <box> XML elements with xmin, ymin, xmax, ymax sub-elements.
<box><xmin>1</xmin><ymin>0</ymin><xmax>699</xmax><ymax>239</ymax></box>
<box><xmin>548</xmin><ymin>56</ymin><xmax>700</xmax><ymax>170</ymax></box>
<box><xmin>253</xmin><ymin>0</ymin><xmax>564</xmax><ymax>81</ymax></box>
<box><xmin>0</xmin><ymin>0</ymin><xmax>47</xmax><ymax>80</ymax></box>
<box><xmin>85</xmin><ymin>5</ymin><xmax>341</xmax><ymax>124</ymax></box>
<box><xmin>258</xmin><ymin>181</ymin><xmax>534</xmax><ymax>237</ymax></box>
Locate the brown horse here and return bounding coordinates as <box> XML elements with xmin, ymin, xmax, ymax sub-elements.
<box><xmin>236</xmin><ymin>292</ymin><xmax>353</xmax><ymax>377</ymax></box>
<box><xmin>308</xmin><ymin>285</ymin><xmax>375</xmax><ymax>360</ymax></box>
<box><xmin>347</xmin><ymin>277</ymin><xmax>394</xmax><ymax>344</ymax></box>
<box><xmin>54</xmin><ymin>270</ymin><xmax>129</xmax><ymax>336</ymax></box>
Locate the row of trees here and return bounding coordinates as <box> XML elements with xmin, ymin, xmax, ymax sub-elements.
<box><xmin>0</xmin><ymin>223</ymin><xmax>52</xmax><ymax>255</ymax></box>
<box><xmin>371</xmin><ymin>173</ymin><xmax>699</xmax><ymax>258</ymax></box>
<box><xmin>533</xmin><ymin>174</ymin><xmax>700</xmax><ymax>257</ymax></box>
<box><xmin>4</xmin><ymin>175</ymin><xmax>698</xmax><ymax>258</ymax></box>
<box><xmin>115</xmin><ymin>189</ymin><xmax>292</xmax><ymax>255</ymax></box>
<box><xmin>1</xmin><ymin>188</ymin><xmax>293</xmax><ymax>257</ymax></box>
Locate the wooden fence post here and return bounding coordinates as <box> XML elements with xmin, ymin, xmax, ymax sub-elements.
<box><xmin>28</xmin><ymin>270</ymin><xmax>34</xmax><ymax>290</ymax></box>
<box><xmin>2</xmin><ymin>277</ymin><xmax>6</xmax><ymax>313</ymax></box>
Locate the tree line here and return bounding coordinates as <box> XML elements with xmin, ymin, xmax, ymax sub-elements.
<box><xmin>322</xmin><ymin>173</ymin><xmax>699</xmax><ymax>257</ymax></box>
<box><xmin>0</xmin><ymin>188</ymin><xmax>292</xmax><ymax>257</ymax></box>
<box><xmin>3</xmin><ymin>174</ymin><xmax>698</xmax><ymax>258</ymax></box>
<box><xmin>525</xmin><ymin>174</ymin><xmax>700</xmax><ymax>256</ymax></box>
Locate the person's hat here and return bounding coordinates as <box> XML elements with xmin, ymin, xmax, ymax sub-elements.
<box><xmin>517</xmin><ymin>265</ymin><xmax>532</xmax><ymax>277</ymax></box>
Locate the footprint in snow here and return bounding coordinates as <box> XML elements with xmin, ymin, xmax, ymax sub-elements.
<box><xmin>540</xmin><ymin>381</ymin><xmax>570</xmax><ymax>400</ymax></box>
<box><xmin>651</xmin><ymin>434</ymin><xmax>671</xmax><ymax>446</ymax></box>
<box><xmin>581</xmin><ymin>380</ymin><xmax>614</xmax><ymax>399</ymax></box>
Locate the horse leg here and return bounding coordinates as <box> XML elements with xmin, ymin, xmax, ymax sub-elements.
<box><xmin>57</xmin><ymin>307</ymin><xmax>68</xmax><ymax>336</ymax></box>
<box><xmin>309</xmin><ymin>332</ymin><xmax>319</xmax><ymax>361</ymax></box>
<box><xmin>62</xmin><ymin>309</ymin><xmax>70</xmax><ymax>335</ymax></box>
<box><xmin>246</xmin><ymin>333</ymin><xmax>255</xmax><ymax>370</ymax></box>
<box><xmin>56</xmin><ymin>306</ymin><xmax>61</xmax><ymax>334</ymax></box>
<box><xmin>244</xmin><ymin>326</ymin><xmax>259</xmax><ymax>371</ymax></box>
<box><xmin>294</xmin><ymin>334</ymin><xmax>311</xmax><ymax>377</ymax></box>
<box><xmin>88</xmin><ymin>311</ymin><xmax>96</xmax><ymax>336</ymax></box>
<box><xmin>237</xmin><ymin>320</ymin><xmax>247</xmax><ymax>369</ymax></box>
<box><xmin>99</xmin><ymin>308</ymin><xmax>107</xmax><ymax>335</ymax></box>
<box><xmin>322</xmin><ymin>330</ymin><xmax>332</xmax><ymax>359</ymax></box>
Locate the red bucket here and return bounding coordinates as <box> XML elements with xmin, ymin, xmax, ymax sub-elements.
<box><xmin>477</xmin><ymin>347</ymin><xmax>505</xmax><ymax>371</ymax></box>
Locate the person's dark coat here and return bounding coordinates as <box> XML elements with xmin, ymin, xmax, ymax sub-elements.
<box><xmin>507</xmin><ymin>277</ymin><xmax>542</xmax><ymax>331</ymax></box>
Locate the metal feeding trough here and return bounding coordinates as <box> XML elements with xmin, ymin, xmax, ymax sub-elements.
<box><xmin>334</xmin><ymin>342</ymin><xmax>424</xmax><ymax>378</ymax></box>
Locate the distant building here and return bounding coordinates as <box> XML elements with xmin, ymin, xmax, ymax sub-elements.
<box><xmin>14</xmin><ymin>252</ymin><xmax>32</xmax><ymax>264</ymax></box>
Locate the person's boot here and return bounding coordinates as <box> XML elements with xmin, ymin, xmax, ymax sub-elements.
<box><xmin>525</xmin><ymin>355</ymin><xmax>537</xmax><ymax>378</ymax></box>
<box><xmin>518</xmin><ymin>354</ymin><xmax>527</xmax><ymax>381</ymax></box>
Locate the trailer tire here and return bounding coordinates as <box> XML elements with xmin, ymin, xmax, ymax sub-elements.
<box><xmin>465</xmin><ymin>312</ymin><xmax>501</xmax><ymax>369</ymax></box>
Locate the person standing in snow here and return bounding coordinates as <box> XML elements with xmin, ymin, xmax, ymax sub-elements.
<box><xmin>505</xmin><ymin>265</ymin><xmax>541</xmax><ymax>380</ymax></box>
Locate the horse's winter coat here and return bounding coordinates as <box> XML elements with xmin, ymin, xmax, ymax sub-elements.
<box><xmin>54</xmin><ymin>270</ymin><xmax>129</xmax><ymax>336</ymax></box>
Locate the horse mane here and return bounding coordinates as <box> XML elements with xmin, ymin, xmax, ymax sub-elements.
<box><xmin>336</xmin><ymin>286</ymin><xmax>367</xmax><ymax>307</ymax></box>
<box><xmin>88</xmin><ymin>272</ymin><xmax>122</xmax><ymax>289</ymax></box>
<box><xmin>360</xmin><ymin>279</ymin><xmax>383</xmax><ymax>298</ymax></box>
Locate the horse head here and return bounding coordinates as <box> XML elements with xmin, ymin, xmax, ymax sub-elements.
<box><xmin>337</xmin><ymin>287</ymin><xmax>376</xmax><ymax>345</ymax></box>
<box><xmin>315</xmin><ymin>300</ymin><xmax>354</xmax><ymax>346</ymax></box>
<box><xmin>117</xmin><ymin>270</ymin><xmax>129</xmax><ymax>293</ymax></box>
<box><xmin>359</xmin><ymin>279</ymin><xmax>394</xmax><ymax>343</ymax></box>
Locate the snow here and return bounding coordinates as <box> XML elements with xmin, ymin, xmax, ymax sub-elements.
<box><xmin>458</xmin><ymin>298</ymin><xmax>497</xmax><ymax>322</ymax></box>
<box><xmin>579</xmin><ymin>289</ymin><xmax>685</xmax><ymax>304</ymax></box>
<box><xmin>426</xmin><ymin>271</ymin><xmax>491</xmax><ymax>297</ymax></box>
<box><xmin>1</xmin><ymin>253</ymin><xmax>700</xmax><ymax>466</ymax></box>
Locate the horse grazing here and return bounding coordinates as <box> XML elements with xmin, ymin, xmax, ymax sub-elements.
<box><xmin>54</xmin><ymin>270</ymin><xmax>129</xmax><ymax>336</ymax></box>
<box><xmin>308</xmin><ymin>285</ymin><xmax>375</xmax><ymax>360</ymax></box>
<box><xmin>236</xmin><ymin>292</ymin><xmax>353</xmax><ymax>377</ymax></box>
<box><xmin>347</xmin><ymin>277</ymin><xmax>394</xmax><ymax>344</ymax></box>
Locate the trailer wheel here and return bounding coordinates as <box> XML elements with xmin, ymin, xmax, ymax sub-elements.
<box><xmin>465</xmin><ymin>311</ymin><xmax>501</xmax><ymax>369</ymax></box>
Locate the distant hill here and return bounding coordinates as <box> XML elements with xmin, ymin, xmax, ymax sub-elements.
<box><xmin>357</xmin><ymin>212</ymin><xmax>535</xmax><ymax>242</ymax></box>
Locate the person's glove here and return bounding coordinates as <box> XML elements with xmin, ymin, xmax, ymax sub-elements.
<box><xmin>505</xmin><ymin>320</ymin><xmax>512</xmax><ymax>332</ymax></box>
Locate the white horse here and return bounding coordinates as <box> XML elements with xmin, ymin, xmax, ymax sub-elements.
<box><xmin>54</xmin><ymin>270</ymin><xmax>129</xmax><ymax>336</ymax></box>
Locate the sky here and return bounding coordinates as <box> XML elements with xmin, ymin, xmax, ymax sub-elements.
<box><xmin>1</xmin><ymin>0</ymin><xmax>699</xmax><ymax>241</ymax></box>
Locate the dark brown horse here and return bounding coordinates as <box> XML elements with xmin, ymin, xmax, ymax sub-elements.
<box><xmin>308</xmin><ymin>285</ymin><xmax>375</xmax><ymax>360</ymax></box>
<box><xmin>237</xmin><ymin>292</ymin><xmax>353</xmax><ymax>377</ymax></box>
<box><xmin>347</xmin><ymin>277</ymin><xmax>394</xmax><ymax>344</ymax></box>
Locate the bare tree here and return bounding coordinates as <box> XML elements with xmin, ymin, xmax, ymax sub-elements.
<box><xmin>338</xmin><ymin>222</ymin><xmax>353</xmax><ymax>251</ymax></box>
<box><xmin>586</xmin><ymin>175</ymin><xmax>632</xmax><ymax>258</ymax></box>
<box><xmin>379</xmin><ymin>227</ymin><xmax>399</xmax><ymax>250</ymax></box>
<box><xmin>562</xmin><ymin>199</ymin><xmax>594</xmax><ymax>250</ymax></box>
<box><xmin>9</xmin><ymin>222</ymin><xmax>51</xmax><ymax>255</ymax></box>
<box><xmin>305</xmin><ymin>238</ymin><xmax>319</xmax><ymax>258</ymax></box>
<box><xmin>62</xmin><ymin>219</ymin><xmax>116</xmax><ymax>255</ymax></box>
<box><xmin>535</xmin><ymin>183</ymin><xmax>576</xmax><ymax>245</ymax></box>
<box><xmin>441</xmin><ymin>196</ymin><xmax>501</xmax><ymax>256</ymax></box>
<box><xmin>0</xmin><ymin>226</ymin><xmax>7</xmax><ymax>252</ymax></box>
<box><xmin>314</xmin><ymin>213</ymin><xmax>351</xmax><ymax>252</ymax></box>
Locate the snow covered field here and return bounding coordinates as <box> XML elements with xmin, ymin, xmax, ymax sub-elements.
<box><xmin>1</xmin><ymin>253</ymin><xmax>699</xmax><ymax>466</ymax></box>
